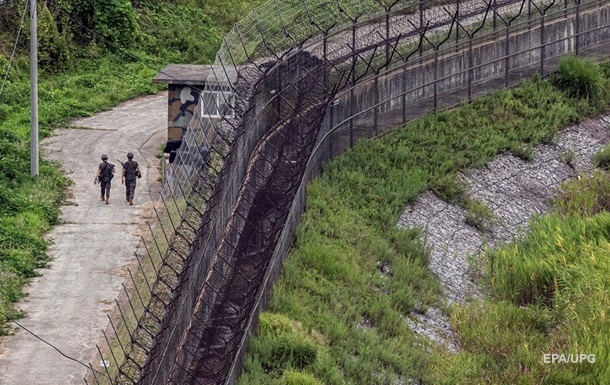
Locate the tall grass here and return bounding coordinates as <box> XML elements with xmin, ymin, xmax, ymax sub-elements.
<box><xmin>593</xmin><ymin>144</ymin><xmax>610</xmax><ymax>171</ymax></box>
<box><xmin>552</xmin><ymin>55</ymin><xmax>605</xmax><ymax>101</ymax></box>
<box><xmin>238</xmin><ymin>59</ymin><xmax>610</xmax><ymax>384</ymax></box>
<box><xmin>437</xmin><ymin>208</ymin><xmax>610</xmax><ymax>384</ymax></box>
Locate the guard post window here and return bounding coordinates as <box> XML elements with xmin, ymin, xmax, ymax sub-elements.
<box><xmin>201</xmin><ymin>90</ymin><xmax>235</xmax><ymax>118</ymax></box>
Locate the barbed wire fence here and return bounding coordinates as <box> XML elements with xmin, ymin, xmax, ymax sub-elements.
<box><xmin>85</xmin><ymin>0</ymin><xmax>610</xmax><ymax>384</ymax></box>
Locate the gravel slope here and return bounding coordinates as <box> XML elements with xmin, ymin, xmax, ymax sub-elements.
<box><xmin>398</xmin><ymin>114</ymin><xmax>610</xmax><ymax>350</ymax></box>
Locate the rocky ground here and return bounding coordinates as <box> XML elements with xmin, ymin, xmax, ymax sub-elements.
<box><xmin>399</xmin><ymin>114</ymin><xmax>610</xmax><ymax>351</ymax></box>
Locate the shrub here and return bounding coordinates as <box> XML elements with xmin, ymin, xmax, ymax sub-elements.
<box><xmin>135</xmin><ymin>4</ymin><xmax>221</xmax><ymax>63</ymax></box>
<box><xmin>464</xmin><ymin>197</ymin><xmax>495</xmax><ymax>232</ymax></box>
<box><xmin>258</xmin><ymin>312</ymin><xmax>301</xmax><ymax>338</ymax></box>
<box><xmin>593</xmin><ymin>144</ymin><xmax>610</xmax><ymax>171</ymax></box>
<box><xmin>38</xmin><ymin>2</ymin><xmax>72</xmax><ymax>72</ymax></box>
<box><xmin>554</xmin><ymin>171</ymin><xmax>610</xmax><ymax>216</ymax></box>
<box><xmin>559</xmin><ymin>149</ymin><xmax>576</xmax><ymax>168</ymax></box>
<box><xmin>430</xmin><ymin>173</ymin><xmax>467</xmax><ymax>204</ymax></box>
<box><xmin>0</xmin><ymin>104</ymin><xmax>9</xmax><ymax>124</ymax></box>
<box><xmin>94</xmin><ymin>0</ymin><xmax>139</xmax><ymax>50</ymax></box>
<box><xmin>552</xmin><ymin>56</ymin><xmax>604</xmax><ymax>101</ymax></box>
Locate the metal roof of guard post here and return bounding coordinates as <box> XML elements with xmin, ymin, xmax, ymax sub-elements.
<box><xmin>152</xmin><ymin>64</ymin><xmax>238</xmax><ymax>148</ymax></box>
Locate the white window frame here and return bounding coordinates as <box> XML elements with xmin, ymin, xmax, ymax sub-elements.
<box><xmin>200</xmin><ymin>90</ymin><xmax>235</xmax><ymax>118</ymax></box>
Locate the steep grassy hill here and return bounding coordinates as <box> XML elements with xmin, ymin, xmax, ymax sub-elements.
<box><xmin>236</xmin><ymin>58</ymin><xmax>610</xmax><ymax>384</ymax></box>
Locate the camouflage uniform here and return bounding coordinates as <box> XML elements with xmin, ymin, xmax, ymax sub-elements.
<box><xmin>98</xmin><ymin>161</ymin><xmax>115</xmax><ymax>198</ymax></box>
<box><xmin>123</xmin><ymin>159</ymin><xmax>139</xmax><ymax>202</ymax></box>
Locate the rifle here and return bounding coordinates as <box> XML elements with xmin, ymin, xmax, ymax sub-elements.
<box><xmin>118</xmin><ymin>158</ymin><xmax>142</xmax><ymax>178</ymax></box>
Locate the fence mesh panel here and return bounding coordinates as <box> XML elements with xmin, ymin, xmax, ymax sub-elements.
<box><xmin>84</xmin><ymin>0</ymin><xmax>610</xmax><ymax>384</ymax></box>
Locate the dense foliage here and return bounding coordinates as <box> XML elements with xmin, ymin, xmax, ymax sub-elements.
<box><xmin>552</xmin><ymin>55</ymin><xmax>605</xmax><ymax>101</ymax></box>
<box><xmin>0</xmin><ymin>0</ymin><xmax>270</xmax><ymax>70</ymax></box>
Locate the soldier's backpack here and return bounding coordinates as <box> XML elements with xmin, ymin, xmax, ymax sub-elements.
<box><xmin>124</xmin><ymin>160</ymin><xmax>139</xmax><ymax>179</ymax></box>
<box><xmin>101</xmin><ymin>163</ymin><xmax>114</xmax><ymax>183</ymax></box>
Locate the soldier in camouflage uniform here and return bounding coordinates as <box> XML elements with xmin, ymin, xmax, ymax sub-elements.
<box><xmin>94</xmin><ymin>154</ymin><xmax>115</xmax><ymax>205</ymax></box>
<box><xmin>122</xmin><ymin>152</ymin><xmax>141</xmax><ymax>206</ymax></box>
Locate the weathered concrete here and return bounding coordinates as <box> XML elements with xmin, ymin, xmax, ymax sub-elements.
<box><xmin>0</xmin><ymin>93</ymin><xmax>166</xmax><ymax>385</ymax></box>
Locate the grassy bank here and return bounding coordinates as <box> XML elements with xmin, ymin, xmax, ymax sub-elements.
<box><xmin>237</xmin><ymin>58</ymin><xmax>610</xmax><ymax>384</ymax></box>
<box><xmin>434</xmin><ymin>171</ymin><xmax>610</xmax><ymax>384</ymax></box>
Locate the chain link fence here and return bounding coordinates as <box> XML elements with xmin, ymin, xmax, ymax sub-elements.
<box><xmin>85</xmin><ymin>0</ymin><xmax>610</xmax><ymax>384</ymax></box>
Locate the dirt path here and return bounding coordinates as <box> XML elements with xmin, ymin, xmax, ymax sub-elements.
<box><xmin>0</xmin><ymin>93</ymin><xmax>167</xmax><ymax>385</ymax></box>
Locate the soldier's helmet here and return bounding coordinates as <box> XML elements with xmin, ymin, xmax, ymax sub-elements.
<box><xmin>127</xmin><ymin>152</ymin><xmax>134</xmax><ymax>159</ymax></box>
<box><xmin>101</xmin><ymin>154</ymin><xmax>108</xmax><ymax>160</ymax></box>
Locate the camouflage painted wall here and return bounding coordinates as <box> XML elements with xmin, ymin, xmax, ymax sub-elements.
<box><xmin>167</xmin><ymin>84</ymin><xmax>201</xmax><ymax>141</ymax></box>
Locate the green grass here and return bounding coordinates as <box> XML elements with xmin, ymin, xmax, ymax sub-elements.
<box><xmin>554</xmin><ymin>170</ymin><xmax>610</xmax><ymax>216</ymax></box>
<box><xmin>238</xmin><ymin>60</ymin><xmax>610</xmax><ymax>384</ymax></box>
<box><xmin>553</xmin><ymin>55</ymin><xmax>606</xmax><ymax>101</ymax></box>
<box><xmin>463</xmin><ymin>197</ymin><xmax>496</xmax><ymax>232</ymax></box>
<box><xmin>593</xmin><ymin>144</ymin><xmax>610</xmax><ymax>171</ymax></box>
<box><xmin>436</xmin><ymin>196</ymin><xmax>610</xmax><ymax>384</ymax></box>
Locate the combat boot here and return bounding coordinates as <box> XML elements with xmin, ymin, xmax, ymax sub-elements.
<box><xmin>129</xmin><ymin>199</ymin><xmax>133</xmax><ymax>206</ymax></box>
<box><xmin>100</xmin><ymin>194</ymin><xmax>104</xmax><ymax>201</ymax></box>
<box><xmin>105</xmin><ymin>197</ymin><xmax>109</xmax><ymax>205</ymax></box>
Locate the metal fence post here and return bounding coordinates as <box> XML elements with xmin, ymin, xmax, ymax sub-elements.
<box><xmin>505</xmin><ymin>22</ymin><xmax>510</xmax><ymax>87</ymax></box>
<box><xmin>468</xmin><ymin>37</ymin><xmax>474</xmax><ymax>101</ymax></box>
<box><xmin>374</xmin><ymin>72</ymin><xmax>379</xmax><ymax>136</ymax></box>
<box><xmin>575</xmin><ymin>0</ymin><xmax>581</xmax><ymax>55</ymax></box>
<box><xmin>434</xmin><ymin>48</ymin><xmax>439</xmax><ymax>111</ymax></box>
<box><xmin>540</xmin><ymin>12</ymin><xmax>546</xmax><ymax>76</ymax></box>
<box><xmin>349</xmin><ymin>19</ymin><xmax>356</xmax><ymax>148</ymax></box>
